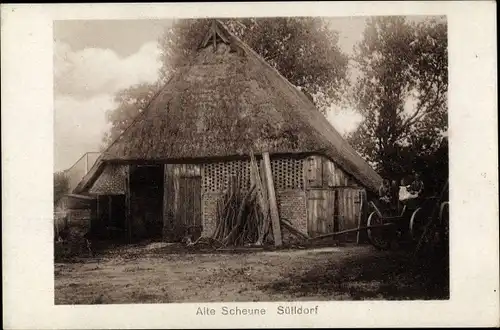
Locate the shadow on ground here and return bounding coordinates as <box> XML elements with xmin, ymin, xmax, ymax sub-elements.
<box><xmin>262</xmin><ymin>247</ymin><xmax>449</xmax><ymax>300</ymax></box>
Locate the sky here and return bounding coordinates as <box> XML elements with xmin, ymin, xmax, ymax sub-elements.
<box><xmin>53</xmin><ymin>17</ymin><xmax>369</xmax><ymax>172</ymax></box>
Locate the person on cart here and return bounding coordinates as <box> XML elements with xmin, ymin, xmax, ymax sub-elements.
<box><xmin>408</xmin><ymin>172</ymin><xmax>424</xmax><ymax>197</ymax></box>
<box><xmin>398</xmin><ymin>172</ymin><xmax>425</xmax><ymax>210</ymax></box>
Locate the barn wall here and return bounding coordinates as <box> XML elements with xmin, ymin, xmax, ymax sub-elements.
<box><xmin>201</xmin><ymin>192</ymin><xmax>223</xmax><ymax>238</ymax></box>
<box><xmin>304</xmin><ymin>155</ymin><xmax>360</xmax><ymax>189</ymax></box>
<box><xmin>336</xmin><ymin>188</ymin><xmax>362</xmax><ymax>241</ymax></box>
<box><xmin>199</xmin><ymin>157</ymin><xmax>307</xmax><ymax>240</ymax></box>
<box><xmin>307</xmin><ymin>189</ymin><xmax>335</xmax><ymax>237</ymax></box>
<box><xmin>159</xmin><ymin>154</ymin><xmax>368</xmax><ymax>243</ymax></box>
<box><xmin>276</xmin><ymin>190</ymin><xmax>308</xmax><ymax>234</ymax></box>
<box><xmin>304</xmin><ymin>155</ymin><xmax>365</xmax><ymax>240</ymax></box>
<box><xmin>202</xmin><ymin>191</ymin><xmax>304</xmax><ymax>239</ymax></box>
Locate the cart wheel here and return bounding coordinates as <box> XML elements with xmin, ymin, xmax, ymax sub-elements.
<box><xmin>409</xmin><ymin>207</ymin><xmax>427</xmax><ymax>242</ymax></box>
<box><xmin>367</xmin><ymin>211</ymin><xmax>390</xmax><ymax>250</ymax></box>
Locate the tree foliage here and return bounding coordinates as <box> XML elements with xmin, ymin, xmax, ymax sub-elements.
<box><xmin>348</xmin><ymin>16</ymin><xmax>448</xmax><ymax>193</ymax></box>
<box><xmin>54</xmin><ymin>171</ymin><xmax>70</xmax><ymax>206</ymax></box>
<box><xmin>102</xmin><ymin>17</ymin><xmax>349</xmax><ymax>148</ymax></box>
<box><xmin>102</xmin><ymin>82</ymin><xmax>161</xmax><ymax>148</ymax></box>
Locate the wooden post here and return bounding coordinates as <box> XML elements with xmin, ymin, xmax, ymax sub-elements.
<box><xmin>125</xmin><ymin>165</ymin><xmax>132</xmax><ymax>242</ymax></box>
<box><xmin>262</xmin><ymin>152</ymin><xmax>282</xmax><ymax>247</ymax></box>
<box><xmin>259</xmin><ymin>159</ymin><xmax>271</xmax><ymax>242</ymax></box>
<box><xmin>250</xmin><ymin>152</ymin><xmax>270</xmax><ymax>245</ymax></box>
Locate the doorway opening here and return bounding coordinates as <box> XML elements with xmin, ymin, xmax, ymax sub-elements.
<box><xmin>129</xmin><ymin>164</ymin><xmax>164</xmax><ymax>240</ymax></box>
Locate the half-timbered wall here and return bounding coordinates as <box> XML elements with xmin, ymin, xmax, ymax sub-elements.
<box><xmin>123</xmin><ymin>154</ymin><xmax>371</xmax><ymax>242</ymax></box>
<box><xmin>199</xmin><ymin>157</ymin><xmax>306</xmax><ymax>238</ymax></box>
<box><xmin>304</xmin><ymin>155</ymin><xmax>359</xmax><ymax>188</ymax></box>
<box><xmin>304</xmin><ymin>155</ymin><xmax>365</xmax><ymax>241</ymax></box>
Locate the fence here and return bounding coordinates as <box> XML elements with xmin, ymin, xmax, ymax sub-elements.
<box><xmin>65</xmin><ymin>152</ymin><xmax>101</xmax><ymax>193</ymax></box>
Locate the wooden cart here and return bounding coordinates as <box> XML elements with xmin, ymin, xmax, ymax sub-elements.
<box><xmin>367</xmin><ymin>180</ymin><xmax>449</xmax><ymax>251</ymax></box>
<box><xmin>307</xmin><ymin>180</ymin><xmax>449</xmax><ymax>251</ymax></box>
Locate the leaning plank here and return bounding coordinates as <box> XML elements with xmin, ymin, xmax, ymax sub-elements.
<box><xmin>259</xmin><ymin>158</ymin><xmax>271</xmax><ymax>242</ymax></box>
<box><xmin>262</xmin><ymin>152</ymin><xmax>282</xmax><ymax>247</ymax></box>
<box><xmin>281</xmin><ymin>219</ymin><xmax>309</xmax><ymax>240</ymax></box>
<box><xmin>250</xmin><ymin>151</ymin><xmax>270</xmax><ymax>245</ymax></box>
<box><xmin>309</xmin><ymin>223</ymin><xmax>395</xmax><ymax>240</ymax></box>
<box><xmin>250</xmin><ymin>152</ymin><xmax>267</xmax><ymax>212</ymax></box>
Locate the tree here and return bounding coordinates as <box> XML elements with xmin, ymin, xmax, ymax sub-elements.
<box><xmin>348</xmin><ymin>16</ymin><xmax>447</xmax><ymax>191</ymax></box>
<box><xmin>102</xmin><ymin>17</ymin><xmax>349</xmax><ymax>148</ymax></box>
<box><xmin>54</xmin><ymin>171</ymin><xmax>69</xmax><ymax>206</ymax></box>
<box><xmin>102</xmin><ymin>82</ymin><xmax>161</xmax><ymax>147</ymax></box>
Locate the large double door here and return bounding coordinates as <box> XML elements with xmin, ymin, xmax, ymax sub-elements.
<box><xmin>307</xmin><ymin>188</ymin><xmax>365</xmax><ymax>242</ymax></box>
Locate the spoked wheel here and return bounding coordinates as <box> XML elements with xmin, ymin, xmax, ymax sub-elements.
<box><xmin>409</xmin><ymin>207</ymin><xmax>428</xmax><ymax>242</ymax></box>
<box><xmin>367</xmin><ymin>211</ymin><xmax>390</xmax><ymax>250</ymax></box>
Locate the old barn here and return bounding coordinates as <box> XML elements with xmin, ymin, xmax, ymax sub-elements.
<box><xmin>70</xmin><ymin>20</ymin><xmax>383</xmax><ymax>244</ymax></box>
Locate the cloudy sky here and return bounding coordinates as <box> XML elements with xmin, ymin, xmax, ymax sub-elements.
<box><xmin>54</xmin><ymin>17</ymin><xmax>368</xmax><ymax>172</ymax></box>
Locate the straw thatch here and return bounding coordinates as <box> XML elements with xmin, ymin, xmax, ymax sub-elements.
<box><xmin>90</xmin><ymin>20</ymin><xmax>382</xmax><ymax>193</ymax></box>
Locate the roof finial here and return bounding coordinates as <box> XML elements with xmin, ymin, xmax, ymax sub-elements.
<box><xmin>198</xmin><ymin>19</ymin><xmax>232</xmax><ymax>51</ymax></box>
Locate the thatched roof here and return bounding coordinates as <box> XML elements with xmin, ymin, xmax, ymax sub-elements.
<box><xmin>88</xmin><ymin>164</ymin><xmax>127</xmax><ymax>195</ymax></box>
<box><xmin>95</xmin><ymin>20</ymin><xmax>382</xmax><ymax>192</ymax></box>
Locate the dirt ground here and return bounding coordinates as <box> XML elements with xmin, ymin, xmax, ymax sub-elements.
<box><xmin>54</xmin><ymin>242</ymin><xmax>449</xmax><ymax>304</ymax></box>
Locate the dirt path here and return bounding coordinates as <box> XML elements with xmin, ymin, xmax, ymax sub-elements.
<box><xmin>54</xmin><ymin>244</ymin><xmax>448</xmax><ymax>304</ymax></box>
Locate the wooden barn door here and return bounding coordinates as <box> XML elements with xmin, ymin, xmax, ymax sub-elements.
<box><xmin>307</xmin><ymin>189</ymin><xmax>336</xmax><ymax>237</ymax></box>
<box><xmin>178</xmin><ymin>176</ymin><xmax>202</xmax><ymax>240</ymax></box>
<box><xmin>336</xmin><ymin>188</ymin><xmax>363</xmax><ymax>242</ymax></box>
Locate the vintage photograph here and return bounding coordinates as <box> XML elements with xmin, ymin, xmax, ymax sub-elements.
<box><xmin>53</xmin><ymin>16</ymin><xmax>449</xmax><ymax>304</ymax></box>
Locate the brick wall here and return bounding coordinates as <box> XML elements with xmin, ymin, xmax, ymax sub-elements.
<box><xmin>201</xmin><ymin>190</ymin><xmax>308</xmax><ymax>242</ymax></box>
<box><xmin>201</xmin><ymin>192</ymin><xmax>223</xmax><ymax>237</ymax></box>
<box><xmin>276</xmin><ymin>190</ymin><xmax>308</xmax><ymax>235</ymax></box>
